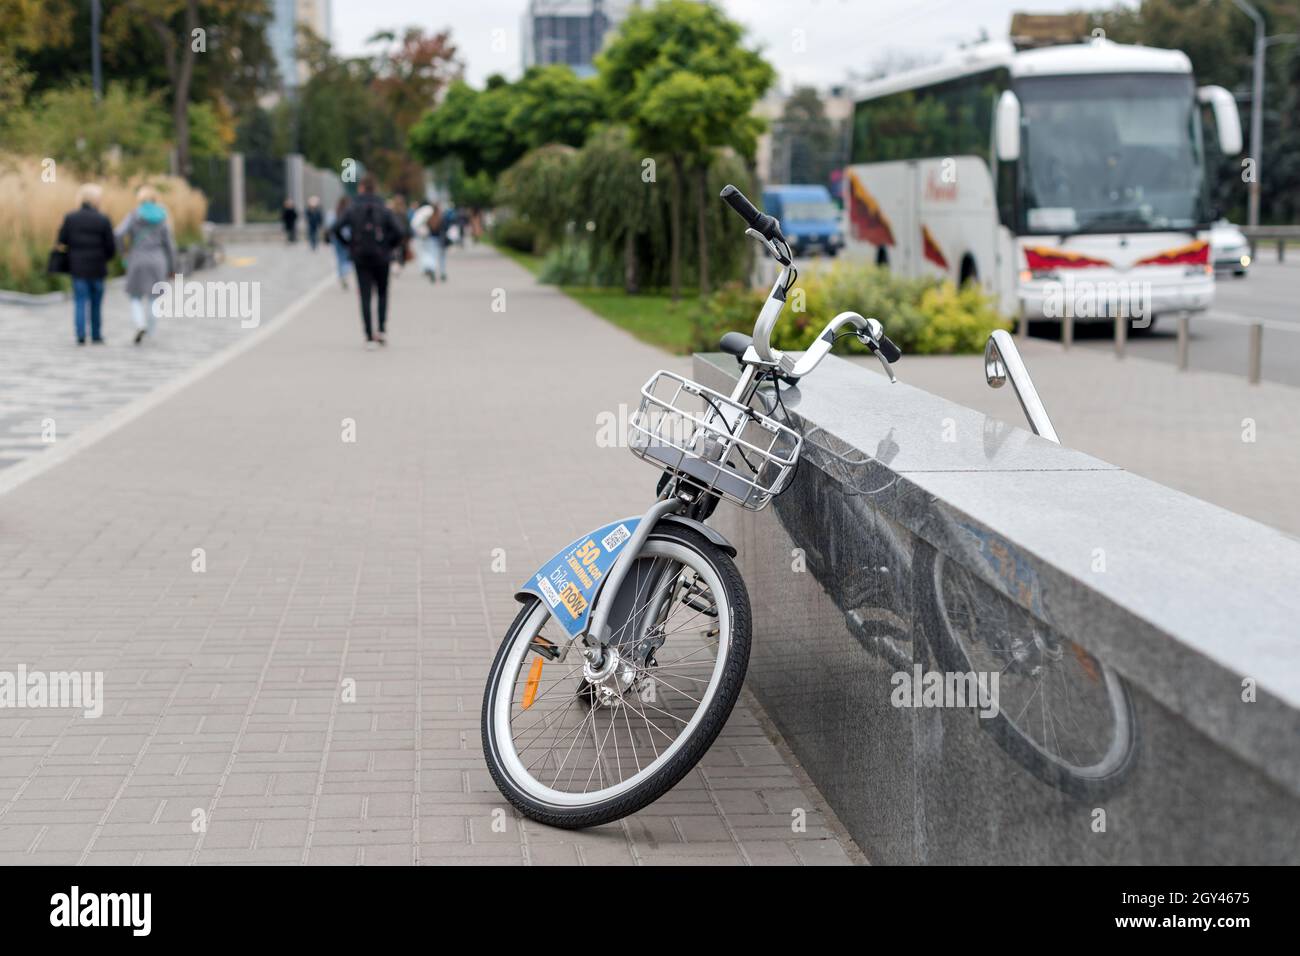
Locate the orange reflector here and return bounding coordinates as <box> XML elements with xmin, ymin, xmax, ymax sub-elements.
<box><xmin>522</xmin><ymin>657</ymin><xmax>545</xmax><ymax>709</ymax></box>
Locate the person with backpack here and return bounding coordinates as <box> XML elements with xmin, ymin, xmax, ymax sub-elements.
<box><xmin>337</xmin><ymin>174</ymin><xmax>406</xmax><ymax>349</ymax></box>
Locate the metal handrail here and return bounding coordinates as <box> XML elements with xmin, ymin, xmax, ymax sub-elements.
<box><xmin>984</xmin><ymin>329</ymin><xmax>1061</xmax><ymax>444</ymax></box>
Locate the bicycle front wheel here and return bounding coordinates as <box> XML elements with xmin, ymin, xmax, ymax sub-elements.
<box><xmin>481</xmin><ymin>524</ymin><xmax>751</xmax><ymax>829</ymax></box>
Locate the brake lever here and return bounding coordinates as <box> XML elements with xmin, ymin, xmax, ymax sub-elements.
<box><xmin>745</xmin><ymin>227</ymin><xmax>791</xmax><ymax>266</ymax></box>
<box><xmin>858</xmin><ymin>326</ymin><xmax>898</xmax><ymax>384</ymax></box>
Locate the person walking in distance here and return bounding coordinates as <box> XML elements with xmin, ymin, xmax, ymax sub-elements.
<box><xmin>410</xmin><ymin>197</ymin><xmax>437</xmax><ymax>283</ymax></box>
<box><xmin>338</xmin><ymin>174</ymin><xmax>405</xmax><ymax>349</ymax></box>
<box><xmin>325</xmin><ymin>196</ymin><xmax>352</xmax><ymax>289</ymax></box>
<box><xmin>305</xmin><ymin>196</ymin><xmax>323</xmax><ymax>250</ymax></box>
<box><xmin>281</xmin><ymin>199</ymin><xmax>298</xmax><ymax>243</ymax></box>
<box><xmin>56</xmin><ymin>183</ymin><xmax>116</xmax><ymax>345</ymax></box>
<box><xmin>115</xmin><ymin>185</ymin><xmax>176</xmax><ymax>345</ymax></box>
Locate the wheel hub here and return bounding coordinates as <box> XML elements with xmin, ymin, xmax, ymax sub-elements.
<box><xmin>582</xmin><ymin>646</ymin><xmax>638</xmax><ymax>707</ymax></box>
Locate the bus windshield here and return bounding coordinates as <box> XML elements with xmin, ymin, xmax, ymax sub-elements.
<box><xmin>1017</xmin><ymin>72</ymin><xmax>1209</xmax><ymax>234</ymax></box>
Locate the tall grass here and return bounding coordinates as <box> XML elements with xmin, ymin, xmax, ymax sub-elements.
<box><xmin>0</xmin><ymin>155</ymin><xmax>208</xmax><ymax>294</ymax></box>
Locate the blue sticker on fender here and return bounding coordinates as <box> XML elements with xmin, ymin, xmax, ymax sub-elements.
<box><xmin>519</xmin><ymin>518</ymin><xmax>640</xmax><ymax>639</ymax></box>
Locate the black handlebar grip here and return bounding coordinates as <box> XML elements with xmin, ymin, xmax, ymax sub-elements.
<box><xmin>720</xmin><ymin>184</ymin><xmax>782</xmax><ymax>241</ymax></box>
<box><xmin>877</xmin><ymin>334</ymin><xmax>902</xmax><ymax>364</ymax></box>
<box><xmin>720</xmin><ymin>184</ymin><xmax>761</xmax><ymax>226</ymax></box>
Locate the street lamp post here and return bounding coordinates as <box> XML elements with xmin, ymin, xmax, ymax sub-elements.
<box><xmin>1230</xmin><ymin>0</ymin><xmax>1266</xmax><ymax>228</ymax></box>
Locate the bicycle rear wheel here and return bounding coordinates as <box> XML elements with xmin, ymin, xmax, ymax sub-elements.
<box><xmin>482</xmin><ymin>524</ymin><xmax>751</xmax><ymax>828</ymax></box>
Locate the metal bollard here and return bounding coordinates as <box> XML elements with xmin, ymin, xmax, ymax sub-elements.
<box><xmin>1062</xmin><ymin>313</ymin><xmax>1074</xmax><ymax>350</ymax></box>
<box><xmin>1280</xmin><ymin>240</ymin><xmax>1287</xmax><ymax>265</ymax></box>
<box><xmin>1114</xmin><ymin>312</ymin><xmax>1126</xmax><ymax>358</ymax></box>
<box><xmin>1248</xmin><ymin>323</ymin><xmax>1262</xmax><ymax>385</ymax></box>
<box><xmin>1177</xmin><ymin>313</ymin><xmax>1189</xmax><ymax>370</ymax></box>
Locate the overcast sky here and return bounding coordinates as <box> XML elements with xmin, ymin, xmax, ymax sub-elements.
<box><xmin>332</xmin><ymin>0</ymin><xmax>1139</xmax><ymax>90</ymax></box>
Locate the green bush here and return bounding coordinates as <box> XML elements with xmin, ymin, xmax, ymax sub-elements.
<box><xmin>490</xmin><ymin>216</ymin><xmax>538</xmax><ymax>253</ymax></box>
<box><xmin>537</xmin><ymin>239</ymin><xmax>622</xmax><ymax>287</ymax></box>
<box><xmin>690</xmin><ymin>259</ymin><xmax>1009</xmax><ymax>356</ymax></box>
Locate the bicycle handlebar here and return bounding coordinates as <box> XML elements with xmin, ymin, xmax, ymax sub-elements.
<box><xmin>720</xmin><ymin>184</ymin><xmax>783</xmax><ymax>243</ymax></box>
<box><xmin>718</xmin><ymin>186</ymin><xmax>901</xmax><ymax>383</ymax></box>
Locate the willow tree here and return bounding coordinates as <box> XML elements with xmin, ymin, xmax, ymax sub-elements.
<box><xmin>494</xmin><ymin>144</ymin><xmax>578</xmax><ymax>251</ymax></box>
<box><xmin>598</xmin><ymin>0</ymin><xmax>773</xmax><ymax>300</ymax></box>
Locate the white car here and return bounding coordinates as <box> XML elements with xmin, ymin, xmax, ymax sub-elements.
<box><xmin>1211</xmin><ymin>220</ymin><xmax>1251</xmax><ymax>277</ymax></box>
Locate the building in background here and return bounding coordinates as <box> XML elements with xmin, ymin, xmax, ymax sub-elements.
<box><xmin>520</xmin><ymin>0</ymin><xmax>636</xmax><ymax>77</ymax></box>
<box><xmin>269</xmin><ymin>0</ymin><xmax>332</xmax><ymax>89</ymax></box>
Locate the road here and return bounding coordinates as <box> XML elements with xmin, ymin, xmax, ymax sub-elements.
<box><xmin>1047</xmin><ymin>257</ymin><xmax>1300</xmax><ymax>386</ymax></box>
<box><xmin>789</xmin><ymin>249</ymin><xmax>1298</xmax><ymax>385</ymax></box>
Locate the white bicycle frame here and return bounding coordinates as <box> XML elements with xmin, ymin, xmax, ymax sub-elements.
<box><xmin>582</xmin><ymin>228</ymin><xmax>899</xmax><ymax>657</ymax></box>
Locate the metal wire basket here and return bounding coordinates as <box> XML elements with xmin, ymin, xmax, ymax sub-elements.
<box><xmin>628</xmin><ymin>370</ymin><xmax>803</xmax><ymax>512</ymax></box>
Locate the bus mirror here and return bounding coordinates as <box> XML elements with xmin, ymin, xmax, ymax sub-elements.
<box><xmin>1198</xmin><ymin>85</ymin><xmax>1242</xmax><ymax>155</ymax></box>
<box><xmin>996</xmin><ymin>91</ymin><xmax>1021</xmax><ymax>162</ymax></box>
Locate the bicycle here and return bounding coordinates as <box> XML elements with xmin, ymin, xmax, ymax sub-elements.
<box><xmin>480</xmin><ymin>185</ymin><xmax>903</xmax><ymax>828</ymax></box>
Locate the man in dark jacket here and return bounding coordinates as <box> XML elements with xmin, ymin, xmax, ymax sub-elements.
<box><xmin>56</xmin><ymin>184</ymin><xmax>116</xmax><ymax>344</ymax></box>
<box><xmin>337</xmin><ymin>175</ymin><xmax>408</xmax><ymax>349</ymax></box>
<box><xmin>281</xmin><ymin>199</ymin><xmax>298</xmax><ymax>243</ymax></box>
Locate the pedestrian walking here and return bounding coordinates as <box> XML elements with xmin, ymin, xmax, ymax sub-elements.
<box><xmin>336</xmin><ymin>174</ymin><xmax>406</xmax><ymax>349</ymax></box>
<box><xmin>387</xmin><ymin>195</ymin><xmax>412</xmax><ymax>277</ymax></box>
<box><xmin>410</xmin><ymin>198</ymin><xmax>438</xmax><ymax>283</ymax></box>
<box><xmin>55</xmin><ymin>183</ymin><xmax>116</xmax><ymax>345</ymax></box>
<box><xmin>426</xmin><ymin>203</ymin><xmax>449</xmax><ymax>283</ymax></box>
<box><xmin>325</xmin><ymin>196</ymin><xmax>352</xmax><ymax>289</ymax></box>
<box><xmin>114</xmin><ymin>185</ymin><xmax>176</xmax><ymax>345</ymax></box>
<box><xmin>305</xmin><ymin>196</ymin><xmax>323</xmax><ymax>250</ymax></box>
<box><xmin>281</xmin><ymin>199</ymin><xmax>298</xmax><ymax>243</ymax></box>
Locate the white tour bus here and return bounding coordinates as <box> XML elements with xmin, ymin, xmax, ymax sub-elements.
<box><xmin>842</xmin><ymin>36</ymin><xmax>1243</xmax><ymax>326</ymax></box>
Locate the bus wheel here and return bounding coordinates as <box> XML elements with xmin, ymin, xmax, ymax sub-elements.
<box><xmin>959</xmin><ymin>255</ymin><xmax>978</xmax><ymax>287</ymax></box>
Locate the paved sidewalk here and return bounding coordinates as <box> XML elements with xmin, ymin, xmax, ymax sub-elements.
<box><xmin>0</xmin><ymin>244</ymin><xmax>858</xmax><ymax>865</ymax></box>
<box><xmin>0</xmin><ymin>243</ymin><xmax>334</xmax><ymax>473</ymax></box>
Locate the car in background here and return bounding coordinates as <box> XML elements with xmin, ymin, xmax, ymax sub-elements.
<box><xmin>1211</xmin><ymin>220</ymin><xmax>1251</xmax><ymax>277</ymax></box>
<box><xmin>762</xmin><ymin>184</ymin><xmax>844</xmax><ymax>257</ymax></box>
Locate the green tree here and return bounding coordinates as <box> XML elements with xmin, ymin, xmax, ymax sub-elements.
<box><xmin>8</xmin><ymin>82</ymin><xmax>170</xmax><ymax>176</ymax></box>
<box><xmin>106</xmin><ymin>1</ymin><xmax>276</xmax><ymax>178</ymax></box>
<box><xmin>409</xmin><ymin>66</ymin><xmax>604</xmax><ymax>181</ymax></box>
<box><xmin>408</xmin><ymin>76</ymin><xmax>520</xmax><ymax>179</ymax></box>
<box><xmin>291</xmin><ymin>26</ymin><xmax>460</xmax><ymax>196</ymax></box>
<box><xmin>495</xmin><ymin>144</ymin><xmax>579</xmax><ymax>250</ymax></box>
<box><xmin>508</xmin><ymin>65</ymin><xmax>607</xmax><ymax>149</ymax></box>
<box><xmin>598</xmin><ymin>0</ymin><xmax>774</xmax><ymax>298</ymax></box>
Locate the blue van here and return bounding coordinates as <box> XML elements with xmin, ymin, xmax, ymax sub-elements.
<box><xmin>761</xmin><ymin>184</ymin><xmax>844</xmax><ymax>257</ymax></box>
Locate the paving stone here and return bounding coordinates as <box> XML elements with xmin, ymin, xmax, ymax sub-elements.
<box><xmin>0</xmin><ymin>243</ymin><xmax>858</xmax><ymax>866</ymax></box>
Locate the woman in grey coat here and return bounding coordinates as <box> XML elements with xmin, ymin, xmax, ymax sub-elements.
<box><xmin>115</xmin><ymin>185</ymin><xmax>177</xmax><ymax>345</ymax></box>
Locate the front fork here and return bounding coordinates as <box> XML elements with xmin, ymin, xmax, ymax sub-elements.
<box><xmin>579</xmin><ymin>495</ymin><xmax>685</xmax><ymax>667</ymax></box>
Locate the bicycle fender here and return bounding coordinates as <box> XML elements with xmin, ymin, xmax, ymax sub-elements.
<box><xmin>515</xmin><ymin>517</ymin><xmax>640</xmax><ymax>640</ymax></box>
<box><xmin>654</xmin><ymin>514</ymin><xmax>737</xmax><ymax>557</ymax></box>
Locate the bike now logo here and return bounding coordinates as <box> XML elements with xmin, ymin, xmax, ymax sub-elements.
<box><xmin>890</xmin><ymin>665</ymin><xmax>999</xmax><ymax>718</ymax></box>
